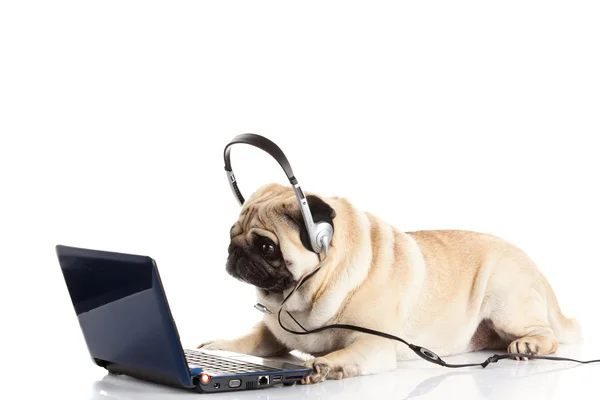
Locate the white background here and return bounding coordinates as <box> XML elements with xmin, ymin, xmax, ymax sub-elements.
<box><xmin>1</xmin><ymin>1</ymin><xmax>599</xmax><ymax>398</ymax></box>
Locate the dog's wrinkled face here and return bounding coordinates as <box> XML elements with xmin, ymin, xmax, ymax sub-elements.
<box><xmin>225</xmin><ymin>183</ymin><xmax>335</xmax><ymax>293</ymax></box>
<box><xmin>226</xmin><ymin>230</ymin><xmax>295</xmax><ymax>292</ymax></box>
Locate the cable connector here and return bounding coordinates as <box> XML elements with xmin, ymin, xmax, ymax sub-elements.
<box><xmin>481</xmin><ymin>354</ymin><xmax>501</xmax><ymax>368</ymax></box>
<box><xmin>410</xmin><ymin>344</ymin><xmax>446</xmax><ymax>366</ymax></box>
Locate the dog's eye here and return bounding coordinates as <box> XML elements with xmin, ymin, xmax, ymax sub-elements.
<box><xmin>254</xmin><ymin>235</ymin><xmax>281</xmax><ymax>261</ymax></box>
<box><xmin>261</xmin><ymin>243</ymin><xmax>275</xmax><ymax>256</ymax></box>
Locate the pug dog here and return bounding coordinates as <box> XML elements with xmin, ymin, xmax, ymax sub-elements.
<box><xmin>198</xmin><ymin>183</ymin><xmax>581</xmax><ymax>384</ymax></box>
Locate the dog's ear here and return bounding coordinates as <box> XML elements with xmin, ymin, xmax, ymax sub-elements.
<box><xmin>282</xmin><ymin>194</ymin><xmax>335</xmax><ymax>251</ymax></box>
<box><xmin>306</xmin><ymin>194</ymin><xmax>336</xmax><ymax>222</ymax></box>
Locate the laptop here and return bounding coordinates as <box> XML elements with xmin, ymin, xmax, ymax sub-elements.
<box><xmin>55</xmin><ymin>245</ymin><xmax>311</xmax><ymax>393</ymax></box>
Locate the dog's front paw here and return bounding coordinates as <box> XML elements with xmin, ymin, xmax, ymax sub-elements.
<box><xmin>300</xmin><ymin>357</ymin><xmax>360</xmax><ymax>384</ymax></box>
<box><xmin>197</xmin><ymin>339</ymin><xmax>235</xmax><ymax>352</ymax></box>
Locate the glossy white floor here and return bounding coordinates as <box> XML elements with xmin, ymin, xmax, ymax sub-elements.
<box><xmin>45</xmin><ymin>344</ymin><xmax>599</xmax><ymax>400</ymax></box>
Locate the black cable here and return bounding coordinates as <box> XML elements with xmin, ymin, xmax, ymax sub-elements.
<box><xmin>275</xmin><ymin>257</ymin><xmax>600</xmax><ymax>369</ymax></box>
<box><xmin>277</xmin><ymin>308</ymin><xmax>600</xmax><ymax>368</ymax></box>
<box><xmin>286</xmin><ymin>311</ymin><xmax>308</xmax><ymax>332</ymax></box>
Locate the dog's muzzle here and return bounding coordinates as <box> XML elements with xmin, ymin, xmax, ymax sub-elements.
<box><xmin>225</xmin><ymin>245</ymin><xmax>294</xmax><ymax>292</ymax></box>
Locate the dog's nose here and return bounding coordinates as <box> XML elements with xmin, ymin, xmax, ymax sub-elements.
<box><xmin>228</xmin><ymin>244</ymin><xmax>243</xmax><ymax>257</ymax></box>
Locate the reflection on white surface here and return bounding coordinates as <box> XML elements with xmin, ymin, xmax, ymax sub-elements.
<box><xmin>88</xmin><ymin>345</ymin><xmax>600</xmax><ymax>400</ymax></box>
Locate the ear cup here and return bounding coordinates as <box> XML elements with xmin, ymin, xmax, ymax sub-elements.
<box><xmin>315</xmin><ymin>221</ymin><xmax>334</xmax><ymax>253</ymax></box>
<box><xmin>299</xmin><ymin>214</ymin><xmax>334</xmax><ymax>253</ymax></box>
<box><xmin>294</xmin><ymin>194</ymin><xmax>336</xmax><ymax>253</ymax></box>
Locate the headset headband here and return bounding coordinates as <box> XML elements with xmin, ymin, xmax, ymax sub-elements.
<box><xmin>223</xmin><ymin>133</ymin><xmax>326</xmax><ymax>253</ymax></box>
<box><xmin>223</xmin><ymin>133</ymin><xmax>298</xmax><ymax>204</ymax></box>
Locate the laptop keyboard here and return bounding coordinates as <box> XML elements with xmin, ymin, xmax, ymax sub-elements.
<box><xmin>184</xmin><ymin>349</ymin><xmax>281</xmax><ymax>375</ymax></box>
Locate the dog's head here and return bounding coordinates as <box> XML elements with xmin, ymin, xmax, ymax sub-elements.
<box><xmin>226</xmin><ymin>183</ymin><xmax>336</xmax><ymax>293</ymax></box>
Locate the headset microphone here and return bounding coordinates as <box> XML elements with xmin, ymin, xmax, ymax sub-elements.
<box><xmin>320</xmin><ymin>234</ymin><xmax>330</xmax><ymax>257</ymax></box>
<box><xmin>223</xmin><ymin>133</ymin><xmax>600</xmax><ymax>371</ymax></box>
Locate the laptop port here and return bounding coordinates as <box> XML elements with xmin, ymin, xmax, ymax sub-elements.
<box><xmin>228</xmin><ymin>379</ymin><xmax>241</xmax><ymax>388</ymax></box>
<box><xmin>258</xmin><ymin>375</ymin><xmax>269</xmax><ymax>386</ymax></box>
<box><xmin>272</xmin><ymin>375</ymin><xmax>283</xmax><ymax>382</ymax></box>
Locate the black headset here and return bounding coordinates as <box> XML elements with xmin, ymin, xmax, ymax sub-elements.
<box><xmin>223</xmin><ymin>133</ymin><xmax>333</xmax><ymax>256</ymax></box>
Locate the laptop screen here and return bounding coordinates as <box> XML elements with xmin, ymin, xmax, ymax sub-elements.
<box><xmin>56</xmin><ymin>245</ymin><xmax>193</xmax><ymax>387</ymax></box>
